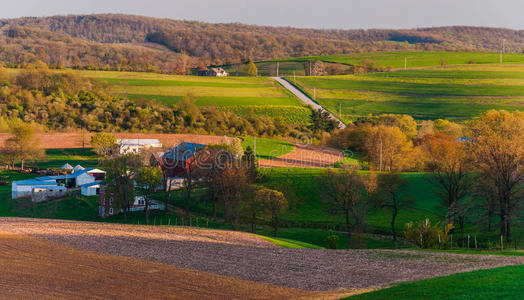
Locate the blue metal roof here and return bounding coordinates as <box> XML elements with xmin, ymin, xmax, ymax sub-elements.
<box><xmin>163</xmin><ymin>142</ymin><xmax>206</xmax><ymax>161</ymax></box>
<box><xmin>13</xmin><ymin>179</ymin><xmax>58</xmax><ymax>186</ymax></box>
<box><xmin>81</xmin><ymin>181</ymin><xmax>101</xmax><ymax>188</ymax></box>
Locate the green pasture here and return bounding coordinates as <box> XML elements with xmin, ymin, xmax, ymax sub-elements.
<box><xmin>348</xmin><ymin>265</ymin><xmax>524</xmax><ymax>300</ymax></box>
<box><xmin>70</xmin><ymin>70</ymin><xmax>311</xmax><ymax>124</ymax></box>
<box><xmin>241</xmin><ymin>137</ymin><xmax>294</xmax><ymax>159</ymax></box>
<box><xmin>276</xmin><ymin>51</ymin><xmax>524</xmax><ymax>68</ymax></box>
<box><xmin>288</xmin><ymin>65</ymin><xmax>524</xmax><ymax>121</ymax></box>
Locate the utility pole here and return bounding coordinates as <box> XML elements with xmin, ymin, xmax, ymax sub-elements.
<box><xmin>379</xmin><ymin>139</ymin><xmax>383</xmax><ymax>172</ymax></box>
<box><xmin>313</xmin><ymin>88</ymin><xmax>316</xmax><ymax>100</ymax></box>
<box><xmin>293</xmin><ymin>71</ymin><xmax>296</xmax><ymax>81</ymax></box>
<box><xmin>339</xmin><ymin>103</ymin><xmax>342</xmax><ymax>119</ymax></box>
<box><xmin>404</xmin><ymin>57</ymin><xmax>407</xmax><ymax>70</ymax></box>
<box><xmin>500</xmin><ymin>39</ymin><xmax>505</xmax><ymax>64</ymax></box>
<box><xmin>309</xmin><ymin>61</ymin><xmax>312</xmax><ymax>76</ymax></box>
<box><xmin>276</xmin><ymin>62</ymin><xmax>279</xmax><ymax>77</ymax></box>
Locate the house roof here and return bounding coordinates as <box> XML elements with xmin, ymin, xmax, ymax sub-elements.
<box><xmin>66</xmin><ymin>168</ymin><xmax>102</xmax><ymax>178</ymax></box>
<box><xmin>163</xmin><ymin>142</ymin><xmax>206</xmax><ymax>161</ymax></box>
<box><xmin>73</xmin><ymin>165</ymin><xmax>85</xmax><ymax>171</ymax></box>
<box><xmin>81</xmin><ymin>182</ymin><xmax>101</xmax><ymax>188</ymax></box>
<box><xmin>61</xmin><ymin>163</ymin><xmax>73</xmax><ymax>170</ymax></box>
<box><xmin>13</xmin><ymin>179</ymin><xmax>58</xmax><ymax>186</ymax></box>
<box><xmin>118</xmin><ymin>139</ymin><xmax>162</xmax><ymax>147</ymax></box>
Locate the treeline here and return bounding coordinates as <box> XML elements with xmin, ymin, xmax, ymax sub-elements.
<box><xmin>326</xmin><ymin>111</ymin><xmax>524</xmax><ymax>244</ymax></box>
<box><xmin>0</xmin><ymin>64</ymin><xmax>308</xmax><ymax>137</ymax></box>
<box><xmin>1</xmin><ymin>14</ymin><xmax>524</xmax><ymax>72</ymax></box>
<box><xmin>0</xmin><ymin>26</ymin><xmax>189</xmax><ymax>72</ymax></box>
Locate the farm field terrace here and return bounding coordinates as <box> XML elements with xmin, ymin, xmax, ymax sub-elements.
<box><xmin>66</xmin><ymin>70</ymin><xmax>311</xmax><ymax>125</ymax></box>
<box><xmin>276</xmin><ymin>51</ymin><xmax>524</xmax><ymax>69</ymax></box>
<box><xmin>288</xmin><ymin>64</ymin><xmax>524</xmax><ymax>121</ymax></box>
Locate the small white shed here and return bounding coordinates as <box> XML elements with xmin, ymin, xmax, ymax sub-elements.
<box><xmin>81</xmin><ymin>182</ymin><xmax>101</xmax><ymax>196</ymax></box>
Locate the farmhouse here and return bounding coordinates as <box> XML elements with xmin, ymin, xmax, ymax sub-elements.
<box><xmin>162</xmin><ymin>142</ymin><xmax>207</xmax><ymax>177</ymax></box>
<box><xmin>98</xmin><ymin>187</ymin><xmax>165</xmax><ymax>217</ymax></box>
<box><xmin>118</xmin><ymin>139</ymin><xmax>163</xmax><ymax>154</ymax></box>
<box><xmin>198</xmin><ymin>67</ymin><xmax>228</xmax><ymax>77</ymax></box>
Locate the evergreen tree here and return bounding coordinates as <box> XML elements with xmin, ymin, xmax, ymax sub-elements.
<box><xmin>245</xmin><ymin>61</ymin><xmax>258</xmax><ymax>76</ymax></box>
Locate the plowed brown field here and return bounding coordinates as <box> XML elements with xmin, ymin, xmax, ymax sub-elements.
<box><xmin>1</xmin><ymin>218</ymin><xmax>523</xmax><ymax>295</ymax></box>
<box><xmin>0</xmin><ymin>231</ymin><xmax>328</xmax><ymax>300</ymax></box>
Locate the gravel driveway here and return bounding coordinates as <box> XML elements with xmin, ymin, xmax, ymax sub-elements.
<box><xmin>1</xmin><ymin>218</ymin><xmax>522</xmax><ymax>291</ymax></box>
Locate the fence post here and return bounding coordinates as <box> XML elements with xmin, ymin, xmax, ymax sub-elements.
<box><xmin>501</xmin><ymin>235</ymin><xmax>504</xmax><ymax>251</ymax></box>
<box><xmin>154</xmin><ymin>218</ymin><xmax>156</xmax><ymax>226</ymax></box>
<box><xmin>467</xmin><ymin>235</ymin><xmax>470</xmax><ymax>249</ymax></box>
<box><xmin>168</xmin><ymin>218</ymin><xmax>171</xmax><ymax>226</ymax></box>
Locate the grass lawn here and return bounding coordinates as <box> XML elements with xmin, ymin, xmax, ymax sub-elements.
<box><xmin>348</xmin><ymin>265</ymin><xmax>524</xmax><ymax>300</ymax></box>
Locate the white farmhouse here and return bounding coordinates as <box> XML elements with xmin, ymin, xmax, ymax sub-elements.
<box><xmin>118</xmin><ymin>139</ymin><xmax>162</xmax><ymax>154</ymax></box>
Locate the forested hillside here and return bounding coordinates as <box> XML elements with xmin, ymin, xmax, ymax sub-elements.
<box><xmin>1</xmin><ymin>14</ymin><xmax>524</xmax><ymax>72</ymax></box>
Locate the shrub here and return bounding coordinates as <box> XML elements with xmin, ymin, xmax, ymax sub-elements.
<box><xmin>405</xmin><ymin>218</ymin><xmax>453</xmax><ymax>249</ymax></box>
<box><xmin>324</xmin><ymin>235</ymin><xmax>340</xmax><ymax>249</ymax></box>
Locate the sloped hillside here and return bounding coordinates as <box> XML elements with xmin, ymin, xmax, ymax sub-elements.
<box><xmin>0</xmin><ymin>14</ymin><xmax>524</xmax><ymax>72</ymax></box>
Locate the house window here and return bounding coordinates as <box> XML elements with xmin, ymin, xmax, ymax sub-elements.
<box><xmin>109</xmin><ymin>197</ymin><xmax>114</xmax><ymax>205</ymax></box>
<box><xmin>109</xmin><ymin>208</ymin><xmax>114</xmax><ymax>215</ymax></box>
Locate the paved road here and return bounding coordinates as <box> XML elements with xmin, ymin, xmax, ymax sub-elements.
<box><xmin>272</xmin><ymin>77</ymin><xmax>346</xmax><ymax>129</ymax></box>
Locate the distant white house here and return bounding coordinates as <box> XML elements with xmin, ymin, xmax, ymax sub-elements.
<box><xmin>118</xmin><ymin>139</ymin><xmax>163</xmax><ymax>154</ymax></box>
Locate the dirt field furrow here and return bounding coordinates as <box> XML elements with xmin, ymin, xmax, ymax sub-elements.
<box><xmin>0</xmin><ymin>230</ymin><xmax>323</xmax><ymax>300</ymax></box>
<box><xmin>1</xmin><ymin>218</ymin><xmax>522</xmax><ymax>293</ymax></box>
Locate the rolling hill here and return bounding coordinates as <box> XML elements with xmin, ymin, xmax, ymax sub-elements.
<box><xmin>2</xmin><ymin>14</ymin><xmax>524</xmax><ymax>72</ymax></box>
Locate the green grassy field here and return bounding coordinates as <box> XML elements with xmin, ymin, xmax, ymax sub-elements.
<box><xmin>260</xmin><ymin>168</ymin><xmax>443</xmax><ymax>234</ymax></box>
<box><xmin>2</xmin><ymin>148</ymin><xmax>521</xmax><ymax>250</ymax></box>
<box><xmin>277</xmin><ymin>51</ymin><xmax>524</xmax><ymax>69</ymax></box>
<box><xmin>241</xmin><ymin>137</ymin><xmax>294</xmax><ymax>159</ymax></box>
<box><xmin>348</xmin><ymin>265</ymin><xmax>524</xmax><ymax>300</ymax></box>
<box><xmin>288</xmin><ymin>64</ymin><xmax>524</xmax><ymax>121</ymax></box>
<box><xmin>67</xmin><ymin>70</ymin><xmax>311</xmax><ymax>124</ymax></box>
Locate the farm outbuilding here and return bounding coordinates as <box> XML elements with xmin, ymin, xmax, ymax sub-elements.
<box><xmin>73</xmin><ymin>165</ymin><xmax>85</xmax><ymax>172</ymax></box>
<box><xmin>118</xmin><ymin>139</ymin><xmax>163</xmax><ymax>154</ymax></box>
<box><xmin>81</xmin><ymin>182</ymin><xmax>101</xmax><ymax>196</ymax></box>
<box><xmin>12</xmin><ymin>178</ymin><xmax>60</xmax><ymax>199</ymax></box>
<box><xmin>61</xmin><ymin>163</ymin><xmax>73</xmax><ymax>170</ymax></box>
<box><xmin>31</xmin><ymin>186</ymin><xmax>68</xmax><ymax>203</ymax></box>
